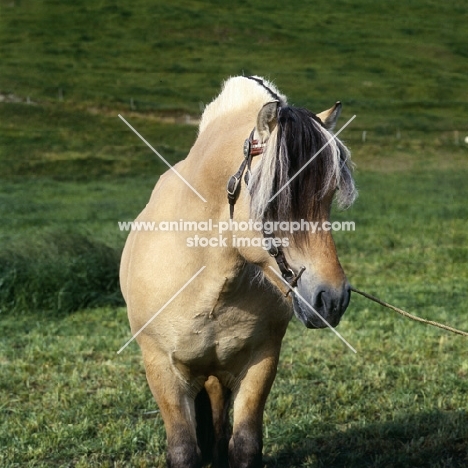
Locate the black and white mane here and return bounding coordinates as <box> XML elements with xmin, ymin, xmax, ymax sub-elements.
<box><xmin>248</xmin><ymin>79</ymin><xmax>357</xmax><ymax>246</ymax></box>
<box><xmin>199</xmin><ymin>75</ymin><xmax>357</xmax><ymax>246</ymax></box>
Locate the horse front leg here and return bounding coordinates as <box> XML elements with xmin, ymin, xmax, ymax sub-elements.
<box><xmin>229</xmin><ymin>351</ymin><xmax>280</xmax><ymax>468</ymax></box>
<box><xmin>142</xmin><ymin>347</ymin><xmax>201</xmax><ymax>468</ymax></box>
<box><xmin>204</xmin><ymin>376</ymin><xmax>232</xmax><ymax>467</ymax></box>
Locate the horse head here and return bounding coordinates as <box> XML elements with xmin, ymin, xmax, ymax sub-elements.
<box><xmin>246</xmin><ymin>98</ymin><xmax>357</xmax><ymax>329</ymax></box>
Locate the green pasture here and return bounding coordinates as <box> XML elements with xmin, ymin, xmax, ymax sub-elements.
<box><xmin>1</xmin><ymin>0</ymin><xmax>468</xmax><ymax>466</ymax></box>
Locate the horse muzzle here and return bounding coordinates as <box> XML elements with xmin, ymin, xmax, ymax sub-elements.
<box><xmin>292</xmin><ymin>282</ymin><xmax>351</xmax><ymax>329</ymax></box>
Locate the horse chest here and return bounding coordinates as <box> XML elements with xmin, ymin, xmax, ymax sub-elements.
<box><xmin>168</xmin><ymin>305</ymin><xmax>286</xmax><ymax>373</ymax></box>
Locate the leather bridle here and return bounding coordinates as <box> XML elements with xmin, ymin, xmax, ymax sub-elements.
<box><xmin>226</xmin><ymin>129</ymin><xmax>263</xmax><ymax>220</ymax></box>
<box><xmin>226</xmin><ymin>129</ymin><xmax>306</xmax><ymax>295</ymax></box>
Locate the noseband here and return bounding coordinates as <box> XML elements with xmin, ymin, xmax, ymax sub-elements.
<box><xmin>226</xmin><ymin>129</ymin><xmax>306</xmax><ymax>295</ymax></box>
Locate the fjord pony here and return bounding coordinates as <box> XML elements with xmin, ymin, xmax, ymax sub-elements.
<box><xmin>120</xmin><ymin>76</ymin><xmax>356</xmax><ymax>467</ymax></box>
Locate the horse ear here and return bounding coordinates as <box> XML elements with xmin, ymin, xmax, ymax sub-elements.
<box><xmin>316</xmin><ymin>101</ymin><xmax>342</xmax><ymax>131</ymax></box>
<box><xmin>257</xmin><ymin>101</ymin><xmax>279</xmax><ymax>142</ymax></box>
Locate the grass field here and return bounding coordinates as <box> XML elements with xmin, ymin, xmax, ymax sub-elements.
<box><xmin>1</xmin><ymin>0</ymin><xmax>468</xmax><ymax>466</ymax></box>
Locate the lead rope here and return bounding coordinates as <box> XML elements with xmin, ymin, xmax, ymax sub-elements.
<box><xmin>351</xmin><ymin>287</ymin><xmax>468</xmax><ymax>337</ymax></box>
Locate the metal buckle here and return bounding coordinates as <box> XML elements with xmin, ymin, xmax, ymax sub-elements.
<box><xmin>243</xmin><ymin>138</ymin><xmax>251</xmax><ymax>159</ymax></box>
<box><xmin>268</xmin><ymin>244</ymin><xmax>279</xmax><ymax>257</ymax></box>
<box><xmin>283</xmin><ymin>268</ymin><xmax>295</xmax><ymax>282</ymax></box>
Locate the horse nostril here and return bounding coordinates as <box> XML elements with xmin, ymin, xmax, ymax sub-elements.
<box><xmin>314</xmin><ymin>290</ymin><xmax>326</xmax><ymax>311</ymax></box>
<box><xmin>313</xmin><ymin>286</ymin><xmax>350</xmax><ymax>314</ymax></box>
<box><xmin>342</xmin><ymin>284</ymin><xmax>351</xmax><ymax>310</ymax></box>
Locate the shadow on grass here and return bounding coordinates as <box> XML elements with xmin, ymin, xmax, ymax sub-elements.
<box><xmin>265</xmin><ymin>410</ymin><xmax>468</xmax><ymax>468</ymax></box>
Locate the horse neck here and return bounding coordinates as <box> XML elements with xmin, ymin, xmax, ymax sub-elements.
<box><xmin>178</xmin><ymin>108</ymin><xmax>268</xmax><ymax>280</ymax></box>
<box><xmin>187</xmin><ymin>107</ymin><xmax>260</xmax><ymax>205</ymax></box>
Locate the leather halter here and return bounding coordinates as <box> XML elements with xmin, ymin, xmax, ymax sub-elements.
<box><xmin>226</xmin><ymin>130</ymin><xmax>306</xmax><ymax>295</ymax></box>
<box><xmin>226</xmin><ymin>129</ymin><xmax>263</xmax><ymax>219</ymax></box>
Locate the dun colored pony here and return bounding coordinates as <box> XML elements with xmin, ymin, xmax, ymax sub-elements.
<box><xmin>120</xmin><ymin>76</ymin><xmax>357</xmax><ymax>467</ymax></box>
